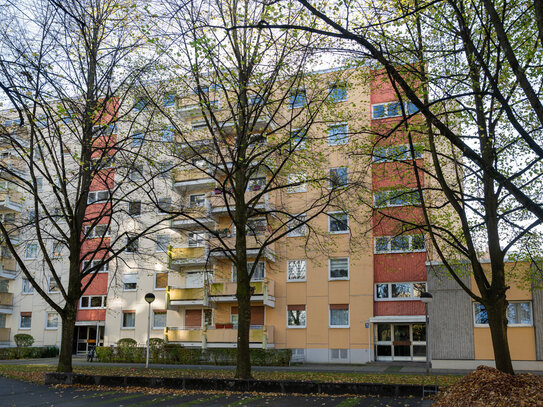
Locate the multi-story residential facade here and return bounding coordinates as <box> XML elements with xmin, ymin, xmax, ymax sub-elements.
<box><xmin>0</xmin><ymin>67</ymin><xmax>542</xmax><ymax>369</ymax></box>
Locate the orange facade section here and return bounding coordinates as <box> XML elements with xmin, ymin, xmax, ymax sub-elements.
<box><xmin>374</xmin><ymin>300</ymin><xmax>425</xmax><ymax>316</ymax></box>
<box><xmin>373</xmin><ymin>253</ymin><xmax>427</xmax><ymax>282</ymax></box>
<box><xmin>76</xmin><ymin>309</ymin><xmax>106</xmax><ymax>321</ymax></box>
<box><xmin>81</xmin><ymin>273</ymin><xmax>108</xmax><ymax>295</ymax></box>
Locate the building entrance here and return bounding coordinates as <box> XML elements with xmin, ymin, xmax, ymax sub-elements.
<box><xmin>375</xmin><ymin>323</ymin><xmax>426</xmax><ymax>361</ymax></box>
<box><xmin>76</xmin><ymin>325</ymin><xmax>104</xmax><ymax>354</ymax></box>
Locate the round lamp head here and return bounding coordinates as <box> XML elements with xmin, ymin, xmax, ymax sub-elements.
<box><xmin>144</xmin><ymin>293</ymin><xmax>156</xmax><ymax>304</ymax></box>
<box><xmin>420</xmin><ymin>292</ymin><xmax>433</xmax><ymax>304</ymax></box>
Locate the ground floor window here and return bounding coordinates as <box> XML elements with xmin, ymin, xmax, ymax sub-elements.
<box><xmin>375</xmin><ymin>323</ymin><xmax>426</xmax><ymax>361</ymax></box>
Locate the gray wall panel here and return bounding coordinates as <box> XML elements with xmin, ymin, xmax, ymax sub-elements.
<box><xmin>427</xmin><ymin>264</ymin><xmax>474</xmax><ymax>360</ymax></box>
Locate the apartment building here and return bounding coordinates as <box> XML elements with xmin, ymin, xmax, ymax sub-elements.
<box><xmin>0</xmin><ymin>67</ymin><xmax>541</xmax><ymax>368</ymax></box>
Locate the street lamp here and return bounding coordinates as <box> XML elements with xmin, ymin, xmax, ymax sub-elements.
<box><xmin>144</xmin><ymin>293</ymin><xmax>156</xmax><ymax>368</ymax></box>
<box><xmin>420</xmin><ymin>292</ymin><xmax>433</xmax><ymax>375</ymax></box>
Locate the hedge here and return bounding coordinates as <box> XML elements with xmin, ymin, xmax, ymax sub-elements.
<box><xmin>95</xmin><ymin>345</ymin><xmax>291</xmax><ymax>366</ymax></box>
<box><xmin>0</xmin><ymin>346</ymin><xmax>59</xmax><ymax>360</ymax></box>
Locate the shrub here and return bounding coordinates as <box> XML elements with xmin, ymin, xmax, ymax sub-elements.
<box><xmin>117</xmin><ymin>338</ymin><xmax>137</xmax><ymax>348</ymax></box>
<box><xmin>95</xmin><ymin>346</ymin><xmax>113</xmax><ymax>362</ymax></box>
<box><xmin>0</xmin><ymin>346</ymin><xmax>58</xmax><ymax>360</ymax></box>
<box><xmin>14</xmin><ymin>334</ymin><xmax>34</xmax><ymax>348</ymax></box>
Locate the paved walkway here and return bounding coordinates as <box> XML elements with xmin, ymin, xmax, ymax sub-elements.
<box><xmin>0</xmin><ymin>376</ymin><xmax>433</xmax><ymax>406</ymax></box>
<box><xmin>0</xmin><ymin>356</ymin><xmax>472</xmax><ymax>375</ymax></box>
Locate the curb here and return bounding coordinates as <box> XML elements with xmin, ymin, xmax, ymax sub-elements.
<box><xmin>44</xmin><ymin>373</ymin><xmax>437</xmax><ymax>397</ymax></box>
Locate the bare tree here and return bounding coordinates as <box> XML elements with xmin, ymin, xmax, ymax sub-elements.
<box><xmin>0</xmin><ymin>0</ymin><xmax>172</xmax><ymax>372</ymax></box>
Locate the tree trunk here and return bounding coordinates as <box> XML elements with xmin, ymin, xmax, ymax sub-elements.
<box><xmin>486</xmin><ymin>299</ymin><xmax>514</xmax><ymax>374</ymax></box>
<box><xmin>235</xmin><ymin>279</ymin><xmax>252</xmax><ymax>379</ymax></box>
<box><xmin>57</xmin><ymin>306</ymin><xmax>76</xmax><ymax>372</ymax></box>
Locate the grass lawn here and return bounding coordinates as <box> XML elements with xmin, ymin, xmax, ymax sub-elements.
<box><xmin>0</xmin><ymin>364</ymin><xmax>464</xmax><ymax>388</ymax></box>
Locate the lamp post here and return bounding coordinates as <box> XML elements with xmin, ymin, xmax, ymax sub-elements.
<box><xmin>420</xmin><ymin>292</ymin><xmax>433</xmax><ymax>376</ymax></box>
<box><xmin>144</xmin><ymin>293</ymin><xmax>155</xmax><ymax>368</ymax></box>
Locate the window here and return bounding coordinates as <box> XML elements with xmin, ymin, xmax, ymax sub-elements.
<box><xmin>474</xmin><ymin>301</ymin><xmax>533</xmax><ymax>326</ymax></box>
<box><xmin>330</xmin><ymin>349</ymin><xmax>349</xmax><ymax>360</ymax></box>
<box><xmin>329</xmin><ymin>258</ymin><xmax>349</xmax><ymax>280</ymax></box>
<box><xmin>287</xmin><ymin>214</ymin><xmax>306</xmax><ymax>237</ymax></box>
<box><xmin>156</xmin><ymin>234</ymin><xmax>170</xmax><ymax>252</ymax></box>
<box><xmin>134</xmin><ymin>97</ymin><xmax>148</xmax><ymax>112</ymax></box>
<box><xmin>246</xmin><ymin>218</ymin><xmax>267</xmax><ymax>236</ymax></box>
<box><xmin>160</xmin><ymin>127</ymin><xmax>174</xmax><ymax>142</ymax></box>
<box><xmin>287</xmin><ymin>305</ymin><xmax>306</xmax><ymax>328</ymax></box>
<box><xmin>48</xmin><ymin>276</ymin><xmax>60</xmax><ymax>293</ymax></box>
<box><xmin>122</xmin><ymin>311</ymin><xmax>135</xmax><ymax>328</ymax></box>
<box><xmin>87</xmin><ymin>190</ymin><xmax>110</xmax><ymax>204</ymax></box>
<box><xmin>122</xmin><ymin>273</ymin><xmax>137</xmax><ymax>291</ymax></box>
<box><xmin>153</xmin><ymin>310</ymin><xmax>167</xmax><ymax>329</ymax></box>
<box><xmin>375</xmin><ymin>234</ymin><xmax>426</xmax><ymax>253</ymax></box>
<box><xmin>232</xmin><ymin>262</ymin><xmax>265</xmax><ymax>282</ymax></box>
<box><xmin>373</xmin><ymin>144</ymin><xmax>423</xmax><ymax>163</ymax></box>
<box><xmin>80</xmin><ymin>295</ymin><xmax>107</xmax><ymax>309</ymax></box>
<box><xmin>126</xmin><ymin>234</ymin><xmax>139</xmax><ymax>253</ymax></box>
<box><xmin>329</xmin><ymin>167</ymin><xmax>348</xmax><ymax>188</ymax></box>
<box><xmin>372</xmin><ymin>101</ymin><xmax>419</xmax><ymax>119</ymax></box>
<box><xmin>0</xmin><ymin>280</ymin><xmax>8</xmax><ymax>293</ymax></box>
<box><xmin>24</xmin><ymin>244</ymin><xmax>37</xmax><ymax>260</ymax></box>
<box><xmin>163</xmin><ymin>93</ymin><xmax>176</xmax><ymax>107</ymax></box>
<box><xmin>36</xmin><ymin>177</ymin><xmax>43</xmax><ymax>192</ymax></box>
<box><xmin>287</xmin><ymin>260</ymin><xmax>306</xmax><ymax>281</ymax></box>
<box><xmin>287</xmin><ymin>172</ymin><xmax>307</xmax><ymax>193</ymax></box>
<box><xmin>189</xmin><ymin>194</ymin><xmax>206</xmax><ymax>207</ymax></box>
<box><xmin>27</xmin><ymin>210</ymin><xmax>36</xmax><ymax>222</ymax></box>
<box><xmin>132</xmin><ymin>132</ymin><xmax>144</xmax><ymax>147</ymax></box>
<box><xmin>19</xmin><ymin>312</ymin><xmax>31</xmax><ymax>329</ymax></box>
<box><xmin>82</xmin><ymin>260</ymin><xmax>109</xmax><ymax>273</ymax></box>
<box><xmin>157</xmin><ymin>197</ymin><xmax>171</xmax><ymax>214</ymax></box>
<box><xmin>1</xmin><ymin>246</ymin><xmax>12</xmax><ymax>259</ymax></box>
<box><xmin>289</xmin><ymin>128</ymin><xmax>306</xmax><ymax>150</ymax></box>
<box><xmin>129</xmin><ymin>201</ymin><xmax>141</xmax><ymax>217</ymax></box>
<box><xmin>374</xmin><ymin>189</ymin><xmax>422</xmax><ymax>208</ymax></box>
<box><xmin>289</xmin><ymin>89</ymin><xmax>306</xmax><ymax>108</ymax></box>
<box><xmin>375</xmin><ymin>282</ymin><xmax>427</xmax><ymax>300</ymax></box>
<box><xmin>330</xmin><ymin>304</ymin><xmax>349</xmax><ymax>327</ymax></box>
<box><xmin>85</xmin><ymin>224</ymin><xmax>110</xmax><ymax>238</ymax></box>
<box><xmin>46</xmin><ymin>312</ymin><xmax>59</xmax><ymax>329</ymax></box>
<box><xmin>22</xmin><ymin>278</ymin><xmax>34</xmax><ymax>294</ymax></box>
<box><xmin>328</xmin><ymin>212</ymin><xmax>349</xmax><ymax>234</ymax></box>
<box><xmin>154</xmin><ymin>272</ymin><xmax>168</xmax><ymax>290</ymax></box>
<box><xmin>158</xmin><ymin>162</ymin><xmax>173</xmax><ymax>178</ymax></box>
<box><xmin>329</xmin><ymin>83</ymin><xmax>347</xmax><ymax>102</ymax></box>
<box><xmin>247</xmin><ymin>177</ymin><xmax>266</xmax><ymax>191</ymax></box>
<box><xmin>51</xmin><ymin>242</ymin><xmax>62</xmax><ymax>258</ymax></box>
<box><xmin>328</xmin><ymin>123</ymin><xmax>348</xmax><ymax>145</ymax></box>
<box><xmin>128</xmin><ymin>165</ymin><xmax>144</xmax><ymax>181</ymax></box>
<box><xmin>188</xmin><ymin>232</ymin><xmax>205</xmax><ymax>247</ymax></box>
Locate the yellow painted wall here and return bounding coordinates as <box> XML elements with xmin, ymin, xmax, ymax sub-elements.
<box><xmin>474</xmin><ymin>327</ymin><xmax>537</xmax><ymax>360</ymax></box>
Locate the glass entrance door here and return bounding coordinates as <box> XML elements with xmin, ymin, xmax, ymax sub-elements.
<box><xmin>76</xmin><ymin>326</ymin><xmax>104</xmax><ymax>354</ymax></box>
<box><xmin>375</xmin><ymin>323</ymin><xmax>426</xmax><ymax>361</ymax></box>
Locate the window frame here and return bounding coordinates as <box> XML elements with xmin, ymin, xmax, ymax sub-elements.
<box><xmin>19</xmin><ymin>313</ymin><xmax>31</xmax><ymax>329</ymax></box>
<box><xmin>155</xmin><ymin>234</ymin><xmax>171</xmax><ymax>253</ymax></box>
<box><xmin>122</xmin><ymin>273</ymin><xmax>138</xmax><ymax>291</ymax></box>
<box><xmin>287</xmin><ymin>172</ymin><xmax>307</xmax><ymax>193</ymax></box>
<box><xmin>473</xmin><ymin>301</ymin><xmax>533</xmax><ymax>327</ymax></box>
<box><xmin>374</xmin><ymin>189</ymin><xmax>422</xmax><ymax>208</ymax></box>
<box><xmin>289</xmin><ymin>89</ymin><xmax>307</xmax><ymax>109</ymax></box>
<box><xmin>154</xmin><ymin>272</ymin><xmax>168</xmax><ymax>291</ymax></box>
<box><xmin>22</xmin><ymin>278</ymin><xmax>34</xmax><ymax>295</ymax></box>
<box><xmin>374</xmin><ymin>234</ymin><xmax>426</xmax><ymax>254</ymax></box>
<box><xmin>287</xmin><ymin>214</ymin><xmax>307</xmax><ymax>237</ymax></box>
<box><xmin>329</xmin><ymin>167</ymin><xmax>349</xmax><ymax>189</ymax></box>
<box><xmin>24</xmin><ymin>243</ymin><xmax>38</xmax><ymax>260</ymax></box>
<box><xmin>122</xmin><ymin>310</ymin><xmax>136</xmax><ymax>329</ymax></box>
<box><xmin>328</xmin><ymin>123</ymin><xmax>348</xmax><ymax>146</ymax></box>
<box><xmin>329</xmin><ymin>257</ymin><xmax>349</xmax><ymax>281</ymax></box>
<box><xmin>48</xmin><ymin>276</ymin><xmax>60</xmax><ymax>293</ymax></box>
<box><xmin>372</xmin><ymin>144</ymin><xmax>423</xmax><ymax>163</ymax></box>
<box><xmin>329</xmin><ymin>305</ymin><xmax>350</xmax><ymax>328</ymax></box>
<box><xmin>82</xmin><ymin>260</ymin><xmax>109</xmax><ymax>273</ymax></box>
<box><xmin>45</xmin><ymin>312</ymin><xmax>59</xmax><ymax>330</ymax></box>
<box><xmin>374</xmin><ymin>282</ymin><xmax>427</xmax><ymax>301</ymax></box>
<box><xmin>152</xmin><ymin>310</ymin><xmax>167</xmax><ymax>329</ymax></box>
<box><xmin>80</xmin><ymin>295</ymin><xmax>107</xmax><ymax>309</ymax></box>
<box><xmin>87</xmin><ymin>190</ymin><xmax>111</xmax><ymax>205</ymax></box>
<box><xmin>287</xmin><ymin>305</ymin><xmax>307</xmax><ymax>328</ymax></box>
<box><xmin>328</xmin><ymin>212</ymin><xmax>349</xmax><ymax>234</ymax></box>
<box><xmin>126</xmin><ymin>234</ymin><xmax>139</xmax><ymax>253</ymax></box>
<box><xmin>372</xmin><ymin>101</ymin><xmax>419</xmax><ymax>120</ymax></box>
<box><xmin>287</xmin><ymin>259</ymin><xmax>307</xmax><ymax>282</ymax></box>
<box><xmin>328</xmin><ymin>83</ymin><xmax>348</xmax><ymax>103</ymax></box>
<box><xmin>128</xmin><ymin>201</ymin><xmax>142</xmax><ymax>217</ymax></box>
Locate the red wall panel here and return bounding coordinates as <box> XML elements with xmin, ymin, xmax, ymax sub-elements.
<box><xmin>374</xmin><ymin>252</ymin><xmax>427</xmax><ymax>282</ymax></box>
<box><xmin>81</xmin><ymin>273</ymin><xmax>108</xmax><ymax>295</ymax></box>
<box><xmin>76</xmin><ymin>309</ymin><xmax>106</xmax><ymax>321</ymax></box>
<box><xmin>374</xmin><ymin>300</ymin><xmax>425</xmax><ymax>316</ymax></box>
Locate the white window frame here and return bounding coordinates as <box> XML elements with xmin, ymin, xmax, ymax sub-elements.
<box><xmin>287</xmin><ymin>172</ymin><xmax>307</xmax><ymax>193</ymax></box>
<box><xmin>154</xmin><ymin>272</ymin><xmax>168</xmax><ymax>291</ymax></box>
<box><xmin>246</xmin><ymin>218</ymin><xmax>267</xmax><ymax>236</ymax></box>
<box><xmin>51</xmin><ymin>241</ymin><xmax>63</xmax><ymax>258</ymax></box>
<box><xmin>287</xmin><ymin>214</ymin><xmax>307</xmax><ymax>237</ymax></box>
<box><xmin>328</xmin><ymin>82</ymin><xmax>348</xmax><ymax>102</ymax></box>
<box><xmin>80</xmin><ymin>295</ymin><xmax>107</xmax><ymax>309</ymax></box>
<box><xmin>45</xmin><ymin>312</ymin><xmax>59</xmax><ymax>330</ymax></box>
<box><xmin>289</xmin><ymin>128</ymin><xmax>306</xmax><ymax>150</ymax></box>
<box><xmin>328</xmin><ymin>212</ymin><xmax>349</xmax><ymax>234</ymax></box>
<box><xmin>189</xmin><ymin>194</ymin><xmax>206</xmax><ymax>208</ymax></box>
<box><xmin>329</xmin><ymin>257</ymin><xmax>349</xmax><ymax>281</ymax></box>
<box><xmin>122</xmin><ymin>273</ymin><xmax>138</xmax><ymax>291</ymax></box>
<box><xmin>82</xmin><ymin>260</ymin><xmax>109</xmax><ymax>273</ymax></box>
<box><xmin>374</xmin><ymin>282</ymin><xmax>427</xmax><ymax>301</ymax></box>
<box><xmin>373</xmin><ymin>189</ymin><xmax>422</xmax><ymax>208</ymax></box>
<box><xmin>232</xmin><ymin>262</ymin><xmax>265</xmax><ymax>282</ymax></box>
<box><xmin>48</xmin><ymin>276</ymin><xmax>60</xmax><ymax>293</ymax></box>
<box><xmin>287</xmin><ymin>306</ymin><xmax>307</xmax><ymax>328</ymax></box>
<box><xmin>188</xmin><ymin>231</ymin><xmax>206</xmax><ymax>248</ymax></box>
<box><xmin>157</xmin><ymin>197</ymin><xmax>172</xmax><ymax>214</ymax></box>
<box><xmin>329</xmin><ymin>167</ymin><xmax>349</xmax><ymax>189</ymax></box>
<box><xmin>19</xmin><ymin>313</ymin><xmax>31</xmax><ymax>329</ymax></box>
<box><xmin>155</xmin><ymin>234</ymin><xmax>171</xmax><ymax>253</ymax></box>
<box><xmin>122</xmin><ymin>311</ymin><xmax>136</xmax><ymax>329</ymax></box>
<box><xmin>287</xmin><ymin>260</ymin><xmax>306</xmax><ymax>282</ymax></box>
<box><xmin>87</xmin><ymin>190</ymin><xmax>111</xmax><ymax>204</ymax></box>
<box><xmin>22</xmin><ymin>278</ymin><xmax>34</xmax><ymax>294</ymax></box>
<box><xmin>128</xmin><ymin>164</ymin><xmax>144</xmax><ymax>181</ymax></box>
<box><xmin>374</xmin><ymin>235</ymin><xmax>426</xmax><ymax>254</ymax></box>
<box><xmin>289</xmin><ymin>88</ymin><xmax>306</xmax><ymax>109</ymax></box>
<box><xmin>24</xmin><ymin>243</ymin><xmax>38</xmax><ymax>260</ymax></box>
<box><xmin>329</xmin><ymin>306</ymin><xmax>350</xmax><ymax>328</ymax></box>
<box><xmin>328</xmin><ymin>122</ymin><xmax>348</xmax><ymax>146</ymax></box>
<box><xmin>152</xmin><ymin>310</ymin><xmax>167</xmax><ymax>329</ymax></box>
<box><xmin>372</xmin><ymin>144</ymin><xmax>423</xmax><ymax>163</ymax></box>
<box><xmin>372</xmin><ymin>101</ymin><xmax>419</xmax><ymax>120</ymax></box>
<box><xmin>473</xmin><ymin>301</ymin><xmax>533</xmax><ymax>327</ymax></box>
<box><xmin>85</xmin><ymin>224</ymin><xmax>110</xmax><ymax>239</ymax></box>
<box><xmin>126</xmin><ymin>235</ymin><xmax>139</xmax><ymax>253</ymax></box>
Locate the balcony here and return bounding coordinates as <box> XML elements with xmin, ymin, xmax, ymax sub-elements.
<box><xmin>177</xmin><ymin>101</ymin><xmax>219</xmax><ymax>119</ymax></box>
<box><xmin>0</xmin><ymin>191</ymin><xmax>22</xmax><ymax>212</ymax></box>
<box><xmin>165</xmin><ymin>325</ymin><xmax>274</xmax><ymax>348</ymax></box>
<box><xmin>0</xmin><ymin>327</ymin><xmax>10</xmax><ymax>343</ymax></box>
<box><xmin>0</xmin><ymin>292</ymin><xmax>13</xmax><ymax>314</ymax></box>
<box><xmin>173</xmin><ymin>168</ymin><xmax>215</xmax><ymax>191</ymax></box>
<box><xmin>166</xmin><ymin>279</ymin><xmax>275</xmax><ymax>308</ymax></box>
<box><xmin>209</xmin><ymin>243</ymin><xmax>276</xmax><ymax>263</ymax></box>
<box><xmin>169</xmin><ymin>246</ymin><xmax>214</xmax><ymax>268</ymax></box>
<box><xmin>208</xmin><ymin>191</ymin><xmax>271</xmax><ymax>215</ymax></box>
<box><xmin>0</xmin><ymin>265</ymin><xmax>16</xmax><ymax>279</ymax></box>
<box><xmin>171</xmin><ymin>215</ymin><xmax>216</xmax><ymax>230</ymax></box>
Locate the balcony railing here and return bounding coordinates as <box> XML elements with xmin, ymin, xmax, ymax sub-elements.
<box><xmin>165</xmin><ymin>325</ymin><xmax>274</xmax><ymax>348</ymax></box>
<box><xmin>0</xmin><ymin>327</ymin><xmax>10</xmax><ymax>342</ymax></box>
<box><xmin>0</xmin><ymin>191</ymin><xmax>23</xmax><ymax>211</ymax></box>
